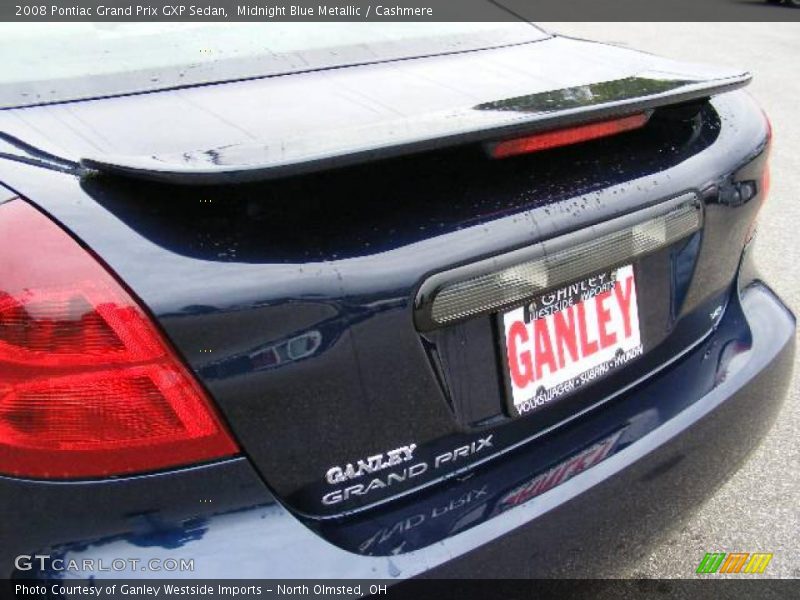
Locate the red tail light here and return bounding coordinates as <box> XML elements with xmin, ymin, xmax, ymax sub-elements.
<box><xmin>488</xmin><ymin>113</ymin><xmax>650</xmax><ymax>159</ymax></box>
<box><xmin>0</xmin><ymin>199</ymin><xmax>238</xmax><ymax>478</ymax></box>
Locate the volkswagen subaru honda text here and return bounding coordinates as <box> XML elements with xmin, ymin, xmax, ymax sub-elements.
<box><xmin>0</xmin><ymin>22</ymin><xmax>794</xmax><ymax>582</ymax></box>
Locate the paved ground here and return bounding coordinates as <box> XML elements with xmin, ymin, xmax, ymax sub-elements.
<box><xmin>539</xmin><ymin>23</ymin><xmax>800</xmax><ymax>579</ymax></box>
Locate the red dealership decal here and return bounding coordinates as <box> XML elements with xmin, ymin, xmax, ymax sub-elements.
<box><xmin>495</xmin><ymin>428</ymin><xmax>625</xmax><ymax>514</ymax></box>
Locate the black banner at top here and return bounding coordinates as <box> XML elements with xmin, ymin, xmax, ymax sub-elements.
<box><xmin>4</xmin><ymin>0</ymin><xmax>800</xmax><ymax>22</ymax></box>
<box><xmin>5</xmin><ymin>579</ymin><xmax>800</xmax><ymax>600</ymax></box>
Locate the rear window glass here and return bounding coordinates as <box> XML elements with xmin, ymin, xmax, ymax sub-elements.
<box><xmin>0</xmin><ymin>22</ymin><xmax>547</xmax><ymax>108</ymax></box>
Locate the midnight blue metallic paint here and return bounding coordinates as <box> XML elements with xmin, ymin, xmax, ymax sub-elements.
<box><xmin>0</xmin><ymin>37</ymin><xmax>792</xmax><ymax>579</ymax></box>
<box><xmin>3</xmin><ymin>90</ymin><xmax>768</xmax><ymax>520</ymax></box>
<box><xmin>5</xmin><ymin>281</ymin><xmax>793</xmax><ymax>578</ymax></box>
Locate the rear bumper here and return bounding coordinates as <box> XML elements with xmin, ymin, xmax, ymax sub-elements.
<box><xmin>7</xmin><ymin>277</ymin><xmax>794</xmax><ymax>580</ymax></box>
<box><xmin>421</xmin><ymin>280</ymin><xmax>795</xmax><ymax>578</ymax></box>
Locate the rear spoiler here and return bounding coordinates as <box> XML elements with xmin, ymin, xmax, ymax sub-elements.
<box><xmin>80</xmin><ymin>42</ymin><xmax>751</xmax><ymax>186</ymax></box>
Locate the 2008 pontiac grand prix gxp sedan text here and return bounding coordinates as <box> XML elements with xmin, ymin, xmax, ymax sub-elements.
<box><xmin>0</xmin><ymin>22</ymin><xmax>794</xmax><ymax>583</ymax></box>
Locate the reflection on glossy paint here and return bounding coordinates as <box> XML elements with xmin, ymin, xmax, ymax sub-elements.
<box><xmin>317</xmin><ymin>428</ymin><xmax>628</xmax><ymax>556</ymax></box>
<box><xmin>197</xmin><ymin>297</ymin><xmax>402</xmax><ymax>380</ymax></box>
<box><xmin>125</xmin><ymin>514</ymin><xmax>208</xmax><ymax>550</ymax></box>
<box><xmin>358</xmin><ymin>485</ymin><xmax>491</xmax><ymax>555</ymax></box>
<box><xmin>492</xmin><ymin>429</ymin><xmax>625</xmax><ymax>516</ymax></box>
<box><xmin>476</xmin><ymin>77</ymin><xmax>697</xmax><ymax>114</ymax></box>
<box><xmin>672</xmin><ymin>232</ymin><xmax>702</xmax><ymax>320</ymax></box>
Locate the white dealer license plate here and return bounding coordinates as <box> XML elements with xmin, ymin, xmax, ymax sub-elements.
<box><xmin>502</xmin><ymin>265</ymin><xmax>643</xmax><ymax>417</ymax></box>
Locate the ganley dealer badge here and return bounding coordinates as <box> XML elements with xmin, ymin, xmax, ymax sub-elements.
<box><xmin>322</xmin><ymin>436</ymin><xmax>494</xmax><ymax>506</ymax></box>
